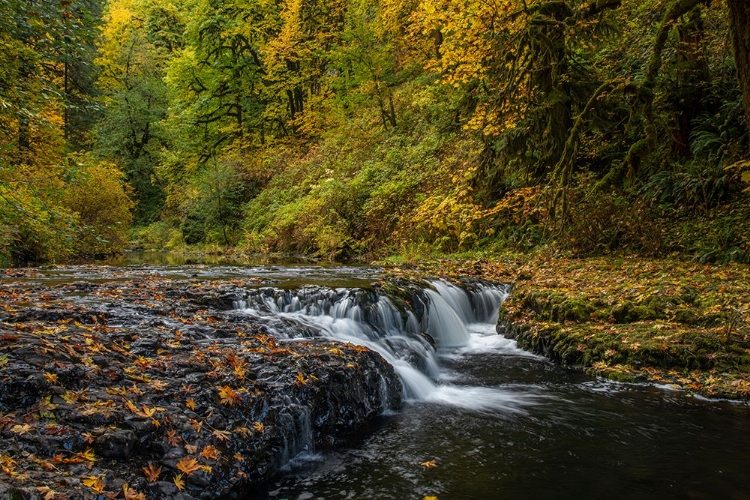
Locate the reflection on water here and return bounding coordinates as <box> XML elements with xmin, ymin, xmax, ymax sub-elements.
<box><xmin>100</xmin><ymin>250</ymin><xmax>313</xmax><ymax>267</ymax></box>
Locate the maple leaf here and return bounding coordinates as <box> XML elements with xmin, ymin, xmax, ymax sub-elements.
<box><xmin>43</xmin><ymin>372</ymin><xmax>58</xmax><ymax>384</ymax></box>
<box><xmin>82</xmin><ymin>475</ymin><xmax>106</xmax><ymax>493</ymax></box>
<box><xmin>234</xmin><ymin>426</ymin><xmax>252</xmax><ymax>437</ymax></box>
<box><xmin>173</xmin><ymin>473</ymin><xmax>185</xmax><ymax>491</ymax></box>
<box><xmin>142</xmin><ymin>462</ymin><xmax>162</xmax><ymax>482</ymax></box>
<box><xmin>76</xmin><ymin>448</ymin><xmax>97</xmax><ymax>462</ymax></box>
<box><xmin>185</xmin><ymin>443</ymin><xmax>198</xmax><ymax>454</ymax></box>
<box><xmin>185</xmin><ymin>398</ymin><xmax>196</xmax><ymax>411</ymax></box>
<box><xmin>176</xmin><ymin>456</ymin><xmax>202</xmax><ymax>475</ymax></box>
<box><xmin>200</xmin><ymin>445</ymin><xmax>220</xmax><ymax>460</ymax></box>
<box><xmin>149</xmin><ymin>379</ymin><xmax>168</xmax><ymax>392</ymax></box>
<box><xmin>36</xmin><ymin>486</ymin><xmax>57</xmax><ymax>500</ymax></box>
<box><xmin>11</xmin><ymin>423</ymin><xmax>33</xmax><ymax>435</ymax></box>
<box><xmin>295</xmin><ymin>372</ymin><xmax>308</xmax><ymax>386</ymax></box>
<box><xmin>212</xmin><ymin>429</ymin><xmax>231</xmax><ymax>442</ymax></box>
<box><xmin>233</xmin><ymin>453</ymin><xmax>245</xmax><ymax>462</ymax></box>
<box><xmin>0</xmin><ymin>455</ymin><xmax>17</xmax><ymax>476</ymax></box>
<box><xmin>252</xmin><ymin>421</ymin><xmax>265</xmax><ymax>434</ymax></box>
<box><xmin>420</xmin><ymin>459</ymin><xmax>437</xmax><ymax>468</ymax></box>
<box><xmin>166</xmin><ymin>429</ymin><xmax>181</xmax><ymax>447</ymax></box>
<box><xmin>218</xmin><ymin>385</ymin><xmax>242</xmax><ymax>406</ymax></box>
<box><xmin>122</xmin><ymin>484</ymin><xmax>146</xmax><ymax>500</ymax></box>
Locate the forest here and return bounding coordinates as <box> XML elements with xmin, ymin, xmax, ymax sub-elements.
<box><xmin>1</xmin><ymin>0</ymin><xmax>750</xmax><ymax>264</ymax></box>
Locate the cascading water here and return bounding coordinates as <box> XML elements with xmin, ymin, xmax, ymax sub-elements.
<box><xmin>233</xmin><ymin>279</ymin><xmax>530</xmax><ymax>413</ymax></box>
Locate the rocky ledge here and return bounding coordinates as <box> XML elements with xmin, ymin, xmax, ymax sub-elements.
<box><xmin>0</xmin><ymin>273</ymin><xmax>402</xmax><ymax>499</ymax></box>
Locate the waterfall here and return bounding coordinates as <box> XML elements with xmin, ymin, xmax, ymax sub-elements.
<box><xmin>233</xmin><ymin>279</ymin><xmax>529</xmax><ymax>413</ymax></box>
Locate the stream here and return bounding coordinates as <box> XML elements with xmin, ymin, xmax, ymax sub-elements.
<box><xmin>7</xmin><ymin>260</ymin><xmax>750</xmax><ymax>499</ymax></box>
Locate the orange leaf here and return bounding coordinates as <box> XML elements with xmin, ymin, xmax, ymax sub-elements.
<box><xmin>176</xmin><ymin>456</ymin><xmax>202</xmax><ymax>475</ymax></box>
<box><xmin>200</xmin><ymin>445</ymin><xmax>220</xmax><ymax>460</ymax></box>
<box><xmin>142</xmin><ymin>462</ymin><xmax>162</xmax><ymax>482</ymax></box>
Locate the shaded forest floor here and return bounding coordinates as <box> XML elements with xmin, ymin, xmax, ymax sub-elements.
<box><xmin>395</xmin><ymin>256</ymin><xmax>750</xmax><ymax>400</ymax></box>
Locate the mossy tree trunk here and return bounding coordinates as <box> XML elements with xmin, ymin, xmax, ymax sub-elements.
<box><xmin>727</xmin><ymin>0</ymin><xmax>750</xmax><ymax>141</ymax></box>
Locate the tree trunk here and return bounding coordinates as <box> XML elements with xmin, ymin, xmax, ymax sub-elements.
<box><xmin>728</xmin><ymin>0</ymin><xmax>750</xmax><ymax>140</ymax></box>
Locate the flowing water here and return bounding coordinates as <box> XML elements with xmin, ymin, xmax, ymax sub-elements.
<box><xmin>10</xmin><ymin>261</ymin><xmax>750</xmax><ymax>499</ymax></box>
<box><xmin>223</xmin><ymin>270</ymin><xmax>750</xmax><ymax>500</ymax></box>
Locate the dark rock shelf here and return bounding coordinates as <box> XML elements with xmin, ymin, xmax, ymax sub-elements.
<box><xmin>0</xmin><ymin>275</ymin><xmax>402</xmax><ymax>499</ymax></box>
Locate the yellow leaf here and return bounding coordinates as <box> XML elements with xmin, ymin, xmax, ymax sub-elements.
<box><xmin>218</xmin><ymin>385</ymin><xmax>241</xmax><ymax>406</ymax></box>
<box><xmin>173</xmin><ymin>473</ymin><xmax>185</xmax><ymax>491</ymax></box>
<box><xmin>253</xmin><ymin>421</ymin><xmax>264</xmax><ymax>433</ymax></box>
<box><xmin>185</xmin><ymin>398</ymin><xmax>196</xmax><ymax>410</ymax></box>
<box><xmin>82</xmin><ymin>475</ymin><xmax>106</xmax><ymax>493</ymax></box>
<box><xmin>420</xmin><ymin>459</ymin><xmax>437</xmax><ymax>468</ymax></box>
<box><xmin>76</xmin><ymin>448</ymin><xmax>97</xmax><ymax>462</ymax></box>
<box><xmin>10</xmin><ymin>424</ymin><xmax>33</xmax><ymax>435</ymax></box>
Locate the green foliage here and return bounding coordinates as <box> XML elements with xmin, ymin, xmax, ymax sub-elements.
<box><xmin>130</xmin><ymin>221</ymin><xmax>183</xmax><ymax>250</ymax></box>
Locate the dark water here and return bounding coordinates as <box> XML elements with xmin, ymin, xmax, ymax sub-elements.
<box><xmin>249</xmin><ymin>347</ymin><xmax>750</xmax><ymax>500</ymax></box>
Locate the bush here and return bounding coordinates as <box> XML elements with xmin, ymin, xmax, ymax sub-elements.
<box><xmin>559</xmin><ymin>187</ymin><xmax>663</xmax><ymax>256</ymax></box>
<box><xmin>62</xmin><ymin>154</ymin><xmax>134</xmax><ymax>257</ymax></box>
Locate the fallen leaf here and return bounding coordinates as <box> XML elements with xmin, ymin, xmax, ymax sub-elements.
<box><xmin>173</xmin><ymin>473</ymin><xmax>185</xmax><ymax>491</ymax></box>
<box><xmin>82</xmin><ymin>475</ymin><xmax>106</xmax><ymax>493</ymax></box>
<box><xmin>122</xmin><ymin>484</ymin><xmax>146</xmax><ymax>500</ymax></box>
<box><xmin>176</xmin><ymin>456</ymin><xmax>202</xmax><ymax>475</ymax></box>
<box><xmin>201</xmin><ymin>445</ymin><xmax>220</xmax><ymax>460</ymax></box>
<box><xmin>142</xmin><ymin>462</ymin><xmax>162</xmax><ymax>482</ymax></box>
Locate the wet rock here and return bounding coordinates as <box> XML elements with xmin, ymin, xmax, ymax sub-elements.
<box><xmin>94</xmin><ymin>429</ymin><xmax>137</xmax><ymax>458</ymax></box>
<box><xmin>0</xmin><ymin>275</ymin><xmax>402</xmax><ymax>500</ymax></box>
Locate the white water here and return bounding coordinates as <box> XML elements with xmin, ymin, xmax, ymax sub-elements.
<box><xmin>234</xmin><ymin>279</ymin><xmax>534</xmax><ymax>413</ymax></box>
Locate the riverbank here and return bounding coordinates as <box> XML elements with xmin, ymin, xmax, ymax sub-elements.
<box><xmin>0</xmin><ymin>273</ymin><xmax>401</xmax><ymax>499</ymax></box>
<box><xmin>400</xmin><ymin>255</ymin><xmax>750</xmax><ymax>400</ymax></box>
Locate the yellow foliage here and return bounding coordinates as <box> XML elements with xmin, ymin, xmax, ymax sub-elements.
<box><xmin>62</xmin><ymin>154</ymin><xmax>133</xmax><ymax>257</ymax></box>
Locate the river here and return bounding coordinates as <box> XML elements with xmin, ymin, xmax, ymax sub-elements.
<box><xmin>10</xmin><ymin>259</ymin><xmax>750</xmax><ymax>499</ymax></box>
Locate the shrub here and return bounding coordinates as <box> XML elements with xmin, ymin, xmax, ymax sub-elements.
<box><xmin>62</xmin><ymin>154</ymin><xmax>134</xmax><ymax>257</ymax></box>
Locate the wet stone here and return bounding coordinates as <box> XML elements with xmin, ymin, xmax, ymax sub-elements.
<box><xmin>94</xmin><ymin>430</ymin><xmax>137</xmax><ymax>459</ymax></box>
<box><xmin>0</xmin><ymin>275</ymin><xmax>403</xmax><ymax>499</ymax></box>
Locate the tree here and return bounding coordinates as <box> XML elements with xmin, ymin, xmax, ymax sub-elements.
<box><xmin>727</xmin><ymin>0</ymin><xmax>750</xmax><ymax>141</ymax></box>
<box><xmin>94</xmin><ymin>0</ymin><xmax>170</xmax><ymax>223</ymax></box>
